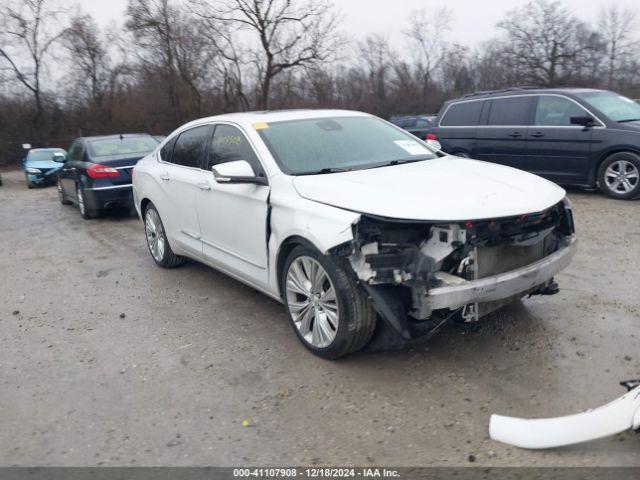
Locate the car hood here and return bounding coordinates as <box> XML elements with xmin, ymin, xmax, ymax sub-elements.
<box><xmin>25</xmin><ymin>160</ymin><xmax>61</xmax><ymax>169</ymax></box>
<box><xmin>292</xmin><ymin>157</ymin><xmax>566</xmax><ymax>221</ymax></box>
<box><xmin>618</xmin><ymin>120</ymin><xmax>640</xmax><ymax>131</ymax></box>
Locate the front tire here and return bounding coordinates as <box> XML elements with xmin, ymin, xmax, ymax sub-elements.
<box><xmin>598</xmin><ymin>152</ymin><xmax>640</xmax><ymax>199</ymax></box>
<box><xmin>281</xmin><ymin>245</ymin><xmax>376</xmax><ymax>359</ymax></box>
<box><xmin>144</xmin><ymin>203</ymin><xmax>185</xmax><ymax>268</ymax></box>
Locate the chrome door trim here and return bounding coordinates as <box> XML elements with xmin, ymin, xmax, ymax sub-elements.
<box><xmin>201</xmin><ymin>237</ymin><xmax>267</xmax><ymax>270</ymax></box>
<box><xmin>181</xmin><ymin>230</ymin><xmax>201</xmax><ymax>241</ymax></box>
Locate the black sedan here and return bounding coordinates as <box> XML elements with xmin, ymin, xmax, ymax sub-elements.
<box><xmin>390</xmin><ymin>115</ymin><xmax>437</xmax><ymax>140</ymax></box>
<box><xmin>55</xmin><ymin>134</ymin><xmax>160</xmax><ymax>219</ymax></box>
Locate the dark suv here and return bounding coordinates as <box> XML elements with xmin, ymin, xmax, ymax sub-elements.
<box><xmin>432</xmin><ymin>88</ymin><xmax>640</xmax><ymax>199</ymax></box>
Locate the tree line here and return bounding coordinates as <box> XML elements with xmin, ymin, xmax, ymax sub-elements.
<box><xmin>0</xmin><ymin>0</ymin><xmax>638</xmax><ymax>165</ymax></box>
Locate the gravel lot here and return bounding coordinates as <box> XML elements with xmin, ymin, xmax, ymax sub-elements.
<box><xmin>0</xmin><ymin>168</ymin><xmax>638</xmax><ymax>467</ymax></box>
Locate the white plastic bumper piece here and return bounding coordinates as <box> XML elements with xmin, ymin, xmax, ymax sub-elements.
<box><xmin>489</xmin><ymin>386</ymin><xmax>640</xmax><ymax>449</ymax></box>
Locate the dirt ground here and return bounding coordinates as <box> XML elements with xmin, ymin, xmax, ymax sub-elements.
<box><xmin>0</xmin><ymin>168</ymin><xmax>638</xmax><ymax>467</ymax></box>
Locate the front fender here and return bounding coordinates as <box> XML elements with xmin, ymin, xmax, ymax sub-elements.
<box><xmin>267</xmin><ymin>181</ymin><xmax>360</xmax><ymax>294</ymax></box>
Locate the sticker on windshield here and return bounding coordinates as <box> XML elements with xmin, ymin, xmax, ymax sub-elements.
<box><xmin>394</xmin><ymin>140</ymin><xmax>429</xmax><ymax>156</ymax></box>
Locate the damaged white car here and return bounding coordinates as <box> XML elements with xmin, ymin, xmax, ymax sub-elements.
<box><xmin>133</xmin><ymin>110</ymin><xmax>577</xmax><ymax>359</ymax></box>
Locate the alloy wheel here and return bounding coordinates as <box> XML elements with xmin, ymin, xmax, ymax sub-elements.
<box><xmin>604</xmin><ymin>160</ymin><xmax>639</xmax><ymax>194</ymax></box>
<box><xmin>285</xmin><ymin>256</ymin><xmax>339</xmax><ymax>348</ymax></box>
<box><xmin>145</xmin><ymin>208</ymin><xmax>166</xmax><ymax>262</ymax></box>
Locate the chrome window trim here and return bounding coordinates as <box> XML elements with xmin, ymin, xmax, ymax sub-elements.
<box><xmin>438</xmin><ymin>93</ymin><xmax>606</xmax><ymax>129</ymax></box>
<box><xmin>156</xmin><ymin>120</ymin><xmax>270</xmax><ymax>180</ymax></box>
<box><xmin>156</xmin><ymin>124</ymin><xmax>214</xmax><ymax>171</ymax></box>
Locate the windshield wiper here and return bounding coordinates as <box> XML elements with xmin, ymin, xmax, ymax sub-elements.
<box><xmin>618</xmin><ymin>119</ymin><xmax>640</xmax><ymax>123</ymax></box>
<box><xmin>300</xmin><ymin>167</ymin><xmax>350</xmax><ymax>175</ymax></box>
<box><xmin>371</xmin><ymin>156</ymin><xmax>432</xmax><ymax>168</ymax></box>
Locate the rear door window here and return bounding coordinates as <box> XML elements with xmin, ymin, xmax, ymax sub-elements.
<box><xmin>534</xmin><ymin>95</ymin><xmax>588</xmax><ymax>126</ymax></box>
<box><xmin>440</xmin><ymin>101</ymin><xmax>483</xmax><ymax>126</ymax></box>
<box><xmin>160</xmin><ymin>137</ymin><xmax>177</xmax><ymax>163</ymax></box>
<box><xmin>487</xmin><ymin>97</ymin><xmax>533</xmax><ymax>126</ymax></box>
<box><xmin>170</xmin><ymin>125</ymin><xmax>213</xmax><ymax>168</ymax></box>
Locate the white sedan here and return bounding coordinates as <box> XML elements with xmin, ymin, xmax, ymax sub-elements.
<box><xmin>132</xmin><ymin>110</ymin><xmax>577</xmax><ymax>359</ymax></box>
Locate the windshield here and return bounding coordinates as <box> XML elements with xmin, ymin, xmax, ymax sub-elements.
<box><xmin>575</xmin><ymin>91</ymin><xmax>640</xmax><ymax>122</ymax></box>
<box><xmin>257</xmin><ymin>116</ymin><xmax>436</xmax><ymax>175</ymax></box>
<box><xmin>27</xmin><ymin>150</ymin><xmax>65</xmax><ymax>162</ymax></box>
<box><xmin>89</xmin><ymin>136</ymin><xmax>159</xmax><ymax>157</ymax></box>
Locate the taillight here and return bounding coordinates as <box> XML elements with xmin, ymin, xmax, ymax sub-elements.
<box><xmin>426</xmin><ymin>133</ymin><xmax>437</xmax><ymax>141</ymax></box>
<box><xmin>87</xmin><ymin>163</ymin><xmax>119</xmax><ymax>179</ymax></box>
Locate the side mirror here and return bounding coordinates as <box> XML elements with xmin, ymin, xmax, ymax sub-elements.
<box><xmin>570</xmin><ymin>116</ymin><xmax>595</xmax><ymax>127</ymax></box>
<box><xmin>52</xmin><ymin>152</ymin><xmax>66</xmax><ymax>163</ymax></box>
<box><xmin>211</xmin><ymin>160</ymin><xmax>267</xmax><ymax>186</ymax></box>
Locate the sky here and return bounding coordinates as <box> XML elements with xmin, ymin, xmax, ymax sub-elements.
<box><xmin>59</xmin><ymin>0</ymin><xmax>640</xmax><ymax>47</ymax></box>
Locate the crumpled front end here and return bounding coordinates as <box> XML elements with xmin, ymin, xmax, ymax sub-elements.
<box><xmin>330</xmin><ymin>199</ymin><xmax>577</xmax><ymax>345</ymax></box>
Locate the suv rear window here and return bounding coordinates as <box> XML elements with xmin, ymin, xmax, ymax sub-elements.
<box><xmin>440</xmin><ymin>101</ymin><xmax>483</xmax><ymax>126</ymax></box>
<box><xmin>487</xmin><ymin>97</ymin><xmax>532</xmax><ymax>126</ymax></box>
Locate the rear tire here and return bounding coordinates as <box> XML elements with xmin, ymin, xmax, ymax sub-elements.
<box><xmin>281</xmin><ymin>245</ymin><xmax>376</xmax><ymax>359</ymax></box>
<box><xmin>598</xmin><ymin>152</ymin><xmax>640</xmax><ymax>200</ymax></box>
<box><xmin>144</xmin><ymin>203</ymin><xmax>186</xmax><ymax>268</ymax></box>
<box><xmin>77</xmin><ymin>185</ymin><xmax>97</xmax><ymax>219</ymax></box>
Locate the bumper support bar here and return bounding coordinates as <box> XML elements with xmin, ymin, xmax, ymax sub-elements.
<box><xmin>426</xmin><ymin>236</ymin><xmax>578</xmax><ymax>311</ymax></box>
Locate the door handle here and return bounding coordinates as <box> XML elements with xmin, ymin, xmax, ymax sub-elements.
<box><xmin>159</xmin><ymin>172</ymin><xmax>170</xmax><ymax>181</ymax></box>
<box><xmin>197</xmin><ymin>181</ymin><xmax>211</xmax><ymax>191</ymax></box>
<box><xmin>531</xmin><ymin>132</ymin><xmax>545</xmax><ymax>138</ymax></box>
<box><xmin>508</xmin><ymin>132</ymin><xmax>522</xmax><ymax>138</ymax></box>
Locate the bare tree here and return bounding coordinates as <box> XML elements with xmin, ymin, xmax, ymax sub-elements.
<box><xmin>0</xmin><ymin>0</ymin><xmax>66</xmax><ymax>131</ymax></box>
<box><xmin>357</xmin><ymin>34</ymin><xmax>393</xmax><ymax>115</ymax></box>
<box><xmin>599</xmin><ymin>4</ymin><xmax>637</xmax><ymax>89</ymax></box>
<box><xmin>192</xmin><ymin>0</ymin><xmax>341</xmax><ymax>109</ymax></box>
<box><xmin>126</xmin><ymin>0</ymin><xmax>218</xmax><ymax>121</ymax></box>
<box><xmin>63</xmin><ymin>12</ymin><xmax>110</xmax><ymax>106</ymax></box>
<box><xmin>403</xmin><ymin>8</ymin><xmax>452</xmax><ymax>95</ymax></box>
<box><xmin>497</xmin><ymin>0</ymin><xmax>595</xmax><ymax>86</ymax></box>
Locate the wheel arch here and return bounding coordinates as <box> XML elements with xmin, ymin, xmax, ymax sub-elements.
<box><xmin>275</xmin><ymin>235</ymin><xmax>319</xmax><ymax>300</ymax></box>
<box><xmin>450</xmin><ymin>149</ymin><xmax>472</xmax><ymax>159</ymax></box>
<box><xmin>591</xmin><ymin>147</ymin><xmax>640</xmax><ymax>186</ymax></box>
<box><xmin>140</xmin><ymin>197</ymin><xmax>152</xmax><ymax>216</ymax></box>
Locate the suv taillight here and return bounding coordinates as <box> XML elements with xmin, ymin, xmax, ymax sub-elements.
<box><xmin>87</xmin><ymin>163</ymin><xmax>119</xmax><ymax>179</ymax></box>
<box><xmin>426</xmin><ymin>133</ymin><xmax>437</xmax><ymax>141</ymax></box>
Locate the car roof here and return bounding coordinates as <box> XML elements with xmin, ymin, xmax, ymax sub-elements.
<box><xmin>79</xmin><ymin>133</ymin><xmax>158</xmax><ymax>141</ymax></box>
<box><xmin>28</xmin><ymin>147</ymin><xmax>65</xmax><ymax>152</ymax></box>
<box><xmin>178</xmin><ymin>109</ymin><xmax>371</xmax><ymax>131</ymax></box>
<box><xmin>453</xmin><ymin>87</ymin><xmax>606</xmax><ymax>102</ymax></box>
